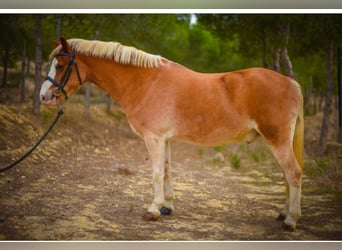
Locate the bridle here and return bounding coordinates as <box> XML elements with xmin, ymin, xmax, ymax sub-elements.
<box><xmin>45</xmin><ymin>48</ymin><xmax>82</xmax><ymax>100</ymax></box>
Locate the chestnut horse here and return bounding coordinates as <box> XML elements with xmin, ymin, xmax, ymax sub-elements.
<box><xmin>40</xmin><ymin>37</ymin><xmax>304</xmax><ymax>231</ymax></box>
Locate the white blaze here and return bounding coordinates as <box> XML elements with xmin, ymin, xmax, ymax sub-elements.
<box><xmin>40</xmin><ymin>58</ymin><xmax>57</xmax><ymax>99</ymax></box>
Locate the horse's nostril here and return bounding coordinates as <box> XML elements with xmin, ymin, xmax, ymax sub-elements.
<box><xmin>41</xmin><ymin>95</ymin><xmax>45</xmax><ymax>102</ymax></box>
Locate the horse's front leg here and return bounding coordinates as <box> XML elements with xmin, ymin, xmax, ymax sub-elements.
<box><xmin>143</xmin><ymin>135</ymin><xmax>166</xmax><ymax>221</ymax></box>
<box><xmin>160</xmin><ymin>140</ymin><xmax>175</xmax><ymax>215</ymax></box>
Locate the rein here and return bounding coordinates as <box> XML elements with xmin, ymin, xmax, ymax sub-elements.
<box><xmin>1</xmin><ymin>47</ymin><xmax>82</xmax><ymax>174</ymax></box>
<box><xmin>0</xmin><ymin>109</ymin><xmax>64</xmax><ymax>174</ymax></box>
<box><xmin>45</xmin><ymin>48</ymin><xmax>82</xmax><ymax>99</ymax></box>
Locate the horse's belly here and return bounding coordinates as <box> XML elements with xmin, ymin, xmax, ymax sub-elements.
<box><xmin>173</xmin><ymin>121</ymin><xmax>258</xmax><ymax>147</ymax></box>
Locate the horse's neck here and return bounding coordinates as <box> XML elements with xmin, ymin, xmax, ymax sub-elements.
<box><xmin>84</xmin><ymin>56</ymin><xmax>153</xmax><ymax>113</ymax></box>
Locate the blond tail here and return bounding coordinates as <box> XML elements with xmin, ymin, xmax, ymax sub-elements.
<box><xmin>293</xmin><ymin>97</ymin><xmax>304</xmax><ymax>168</ymax></box>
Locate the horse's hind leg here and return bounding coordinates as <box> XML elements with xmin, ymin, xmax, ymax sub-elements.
<box><xmin>271</xmin><ymin>143</ymin><xmax>302</xmax><ymax>231</ymax></box>
<box><xmin>160</xmin><ymin>140</ymin><xmax>175</xmax><ymax>215</ymax></box>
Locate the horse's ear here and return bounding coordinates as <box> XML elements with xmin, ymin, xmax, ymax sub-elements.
<box><xmin>52</xmin><ymin>40</ymin><xmax>60</xmax><ymax>47</ymax></box>
<box><xmin>60</xmin><ymin>36</ymin><xmax>70</xmax><ymax>53</ymax></box>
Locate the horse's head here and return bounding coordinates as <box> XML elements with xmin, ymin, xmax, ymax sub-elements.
<box><xmin>40</xmin><ymin>37</ymin><xmax>85</xmax><ymax>106</ymax></box>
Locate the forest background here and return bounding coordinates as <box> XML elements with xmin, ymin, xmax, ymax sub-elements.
<box><xmin>0</xmin><ymin>13</ymin><xmax>341</xmax><ymax>154</ymax></box>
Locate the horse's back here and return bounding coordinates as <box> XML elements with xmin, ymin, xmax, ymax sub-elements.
<box><xmin>218</xmin><ymin>67</ymin><xmax>300</xmax><ymax>113</ymax></box>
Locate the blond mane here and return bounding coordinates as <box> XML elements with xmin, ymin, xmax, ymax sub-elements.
<box><xmin>51</xmin><ymin>38</ymin><xmax>163</xmax><ymax>68</ymax></box>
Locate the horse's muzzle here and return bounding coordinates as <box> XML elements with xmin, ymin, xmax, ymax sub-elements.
<box><xmin>40</xmin><ymin>86</ymin><xmax>59</xmax><ymax>106</ymax></box>
<box><xmin>40</xmin><ymin>94</ymin><xmax>58</xmax><ymax>106</ymax></box>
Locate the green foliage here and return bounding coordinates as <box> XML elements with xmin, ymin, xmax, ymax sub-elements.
<box><xmin>41</xmin><ymin>108</ymin><xmax>54</xmax><ymax>121</ymax></box>
<box><xmin>213</xmin><ymin>146</ymin><xmax>224</xmax><ymax>153</ymax></box>
<box><xmin>97</xmin><ymin>14</ymin><xmax>191</xmax><ymax>63</ymax></box>
<box><xmin>304</xmin><ymin>158</ymin><xmax>330</xmax><ymax>177</ymax></box>
<box><xmin>314</xmin><ymin>158</ymin><xmax>330</xmax><ymax>169</ymax></box>
<box><xmin>2</xmin><ymin>13</ymin><xmax>342</xmax><ymax>98</ymax></box>
<box><xmin>250</xmin><ymin>151</ymin><xmax>266</xmax><ymax>163</ymax></box>
<box><xmin>248</xmin><ymin>145</ymin><xmax>269</xmax><ymax>163</ymax></box>
<box><xmin>198</xmin><ymin>14</ymin><xmax>342</xmax><ymax>96</ymax></box>
<box><xmin>184</xmin><ymin>24</ymin><xmax>252</xmax><ymax>72</ymax></box>
<box><xmin>186</xmin><ymin>24</ymin><xmax>220</xmax><ymax>71</ymax></box>
<box><xmin>197</xmin><ymin>148</ymin><xmax>205</xmax><ymax>157</ymax></box>
<box><xmin>230</xmin><ymin>153</ymin><xmax>241</xmax><ymax>169</ymax></box>
<box><xmin>0</xmin><ymin>13</ymin><xmax>251</xmax><ymax>84</ymax></box>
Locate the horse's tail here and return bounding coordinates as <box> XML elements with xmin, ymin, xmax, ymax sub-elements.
<box><xmin>293</xmin><ymin>90</ymin><xmax>304</xmax><ymax>169</ymax></box>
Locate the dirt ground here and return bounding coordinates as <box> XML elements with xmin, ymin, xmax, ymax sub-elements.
<box><xmin>0</xmin><ymin>93</ymin><xmax>341</xmax><ymax>240</ymax></box>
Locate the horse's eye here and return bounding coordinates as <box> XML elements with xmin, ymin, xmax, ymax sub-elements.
<box><xmin>56</xmin><ymin>64</ymin><xmax>64</xmax><ymax>71</ymax></box>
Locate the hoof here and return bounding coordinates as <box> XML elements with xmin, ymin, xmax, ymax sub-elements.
<box><xmin>160</xmin><ymin>207</ymin><xmax>172</xmax><ymax>216</ymax></box>
<box><xmin>276</xmin><ymin>214</ymin><xmax>286</xmax><ymax>221</ymax></box>
<box><xmin>143</xmin><ymin>212</ymin><xmax>160</xmax><ymax>221</ymax></box>
<box><xmin>282</xmin><ymin>222</ymin><xmax>296</xmax><ymax>232</ymax></box>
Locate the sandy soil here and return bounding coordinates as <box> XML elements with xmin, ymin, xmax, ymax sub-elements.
<box><xmin>0</xmin><ymin>101</ymin><xmax>341</xmax><ymax>240</ymax></box>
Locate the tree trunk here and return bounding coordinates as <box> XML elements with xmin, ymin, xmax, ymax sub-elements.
<box><xmin>318</xmin><ymin>93</ymin><xmax>324</xmax><ymax>112</ymax></box>
<box><xmin>313</xmin><ymin>93</ymin><xmax>318</xmax><ymax>114</ymax></box>
<box><xmin>261</xmin><ymin>30</ymin><xmax>268</xmax><ymax>68</ymax></box>
<box><xmin>304</xmin><ymin>78</ymin><xmax>312</xmax><ymax>114</ymax></box>
<box><xmin>33</xmin><ymin>15</ymin><xmax>42</xmax><ymax>115</ymax></box>
<box><xmin>2</xmin><ymin>48</ymin><xmax>9</xmax><ymax>87</ymax></box>
<box><xmin>281</xmin><ymin>46</ymin><xmax>295</xmax><ymax>79</ymax></box>
<box><xmin>272</xmin><ymin>47</ymin><xmax>280</xmax><ymax>72</ymax></box>
<box><xmin>83</xmin><ymin>84</ymin><xmax>92</xmax><ymax>118</ymax></box>
<box><xmin>26</xmin><ymin>57</ymin><xmax>30</xmax><ymax>76</ymax></box>
<box><xmin>20</xmin><ymin>40</ymin><xmax>27</xmax><ymax>102</ymax></box>
<box><xmin>102</xmin><ymin>91</ymin><xmax>111</xmax><ymax>113</ymax></box>
<box><xmin>318</xmin><ymin>37</ymin><xmax>334</xmax><ymax>155</ymax></box>
<box><xmin>56</xmin><ymin>14</ymin><xmax>62</xmax><ymax>39</ymax></box>
<box><xmin>280</xmin><ymin>18</ymin><xmax>295</xmax><ymax>79</ymax></box>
